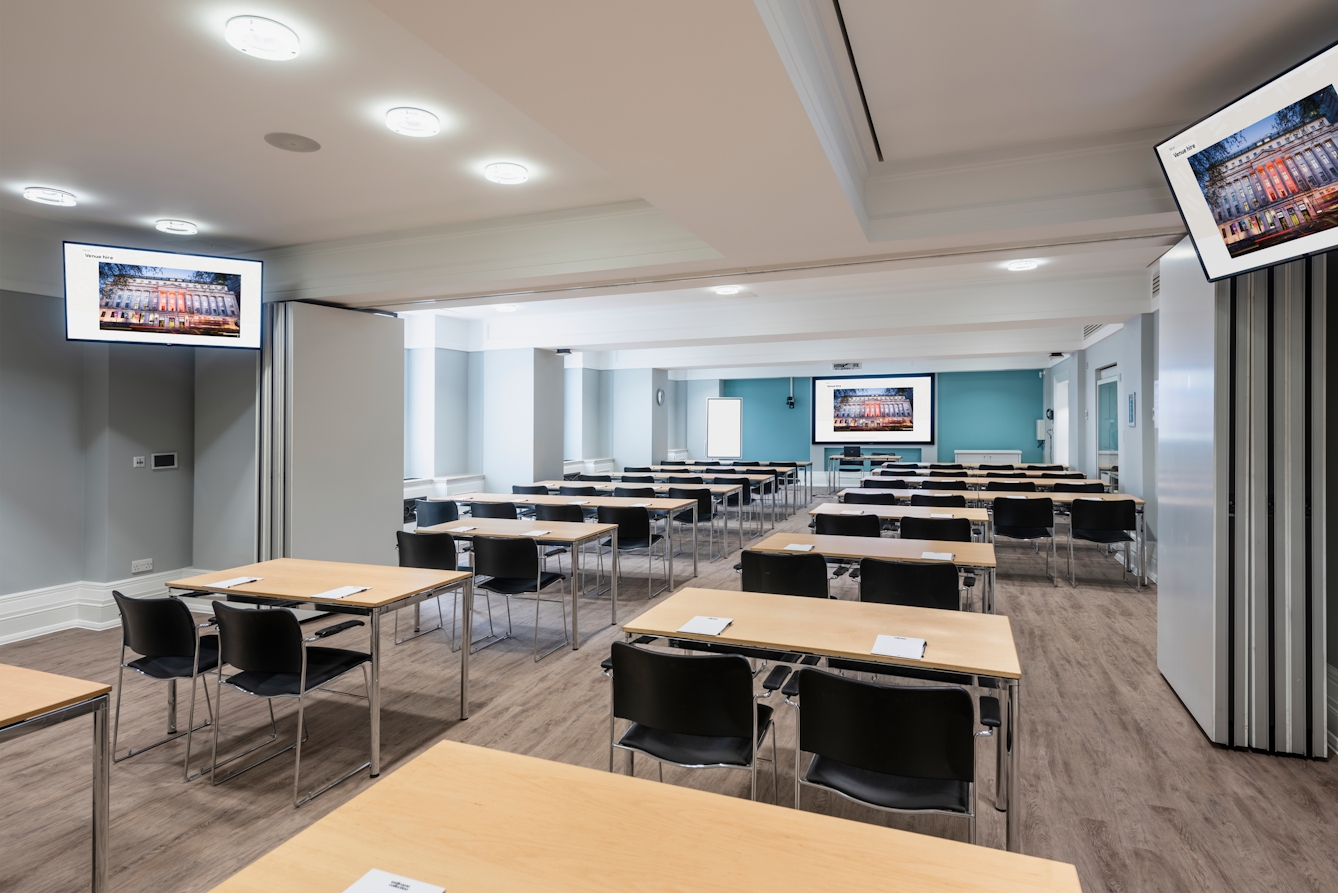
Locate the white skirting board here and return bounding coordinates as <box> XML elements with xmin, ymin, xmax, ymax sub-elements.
<box><xmin>0</xmin><ymin>567</ymin><xmax>207</xmax><ymax>646</ymax></box>
<box><xmin>1328</xmin><ymin>663</ymin><xmax>1338</xmax><ymax>756</ymax></box>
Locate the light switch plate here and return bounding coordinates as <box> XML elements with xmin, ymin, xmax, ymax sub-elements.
<box><xmin>131</xmin><ymin>558</ymin><xmax>153</xmax><ymax>574</ymax></box>
<box><xmin>133</xmin><ymin>456</ymin><xmax>146</xmax><ymax>468</ymax></box>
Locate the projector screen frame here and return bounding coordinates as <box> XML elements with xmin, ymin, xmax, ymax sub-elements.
<box><xmin>811</xmin><ymin>373</ymin><xmax>935</xmax><ymax>446</ymax></box>
<box><xmin>1154</xmin><ymin>38</ymin><xmax>1338</xmax><ymax>282</ymax></box>
<box><xmin>705</xmin><ymin>396</ymin><xmax>743</xmax><ymax>459</ymax></box>
<box><xmin>63</xmin><ymin>240</ymin><xmax>263</xmax><ymax>349</ymax></box>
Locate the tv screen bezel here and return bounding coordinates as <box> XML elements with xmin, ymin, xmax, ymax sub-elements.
<box><xmin>1154</xmin><ymin>38</ymin><xmax>1338</xmax><ymax>282</ymax></box>
<box><xmin>810</xmin><ymin>372</ymin><xmax>936</xmax><ymax>446</ymax></box>
<box><xmin>62</xmin><ymin>240</ymin><xmax>263</xmax><ymax>350</ymax></box>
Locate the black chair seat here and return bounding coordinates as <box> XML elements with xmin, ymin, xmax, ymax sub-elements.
<box><xmin>668</xmin><ymin>637</ymin><xmax>800</xmax><ymax>663</ymax></box>
<box><xmin>224</xmin><ymin>646</ymin><xmax>369</xmax><ymax>698</ymax></box>
<box><xmin>603</xmin><ymin>534</ymin><xmax>663</xmax><ymax>550</ymax></box>
<box><xmin>1073</xmin><ymin>529</ymin><xmax>1134</xmax><ymax>545</ymax></box>
<box><xmin>995</xmin><ymin>525</ymin><xmax>1052</xmax><ymax>540</ymax></box>
<box><xmin>805</xmin><ymin>754</ymin><xmax>970</xmax><ymax>813</ymax></box>
<box><xmin>826</xmin><ymin>656</ymin><xmax>973</xmax><ymax>686</ymax></box>
<box><xmin>477</xmin><ymin>571</ymin><xmax>564</xmax><ymax>594</ymax></box>
<box><xmin>127</xmin><ymin>634</ymin><xmax>220</xmax><ymax>678</ymax></box>
<box><xmin>618</xmin><ymin>706</ymin><xmax>773</xmax><ymax>767</ymax></box>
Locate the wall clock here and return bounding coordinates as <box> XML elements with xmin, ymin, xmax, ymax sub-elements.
<box><xmin>656</xmin><ymin>387</ymin><xmax>666</xmax><ymax>406</ymax></box>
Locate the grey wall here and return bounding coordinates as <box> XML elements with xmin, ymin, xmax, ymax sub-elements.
<box><xmin>404</xmin><ymin>347</ymin><xmax>433</xmax><ymax>478</ymax></box>
<box><xmin>434</xmin><ymin>348</ymin><xmax>469</xmax><ymax>475</ymax></box>
<box><xmin>533</xmin><ymin>349</ymin><xmax>565</xmax><ymax>481</ymax></box>
<box><xmin>562</xmin><ymin>366</ymin><xmax>609</xmax><ymax>461</ymax></box>
<box><xmin>610</xmin><ymin>368</ymin><xmax>654</xmax><ymax>468</ymax></box>
<box><xmin>563</xmin><ymin>367</ymin><xmax>582</xmax><ymax>460</ymax></box>
<box><xmin>651</xmin><ymin>368</ymin><xmax>669</xmax><ymax>463</ymax></box>
<box><xmin>685</xmin><ymin>379</ymin><xmax>721</xmax><ymax>459</ymax></box>
<box><xmin>666</xmin><ymin>379</ymin><xmax>686</xmax><ymax>451</ymax></box>
<box><xmin>480</xmin><ymin>348</ymin><xmax>536</xmax><ymax>491</ymax></box>
<box><xmin>193</xmin><ymin>349</ymin><xmax>257</xmax><ymax>571</ymax></box>
<box><xmin>466</xmin><ymin>350</ymin><xmax>485</xmax><ymax>474</ymax></box>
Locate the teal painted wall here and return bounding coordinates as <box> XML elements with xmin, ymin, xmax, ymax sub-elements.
<box><xmin>937</xmin><ymin>370</ymin><xmax>1045</xmax><ymax>462</ymax></box>
<box><xmin>721</xmin><ymin>377</ymin><xmax>811</xmax><ymax>460</ymax></box>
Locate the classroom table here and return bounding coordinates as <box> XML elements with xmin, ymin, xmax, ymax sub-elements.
<box><xmin>533</xmin><ymin>480</ymin><xmax>752</xmax><ymax>550</ymax></box>
<box><xmin>662</xmin><ymin>459</ymin><xmax>814</xmax><ymax>504</ymax></box>
<box><xmin>811</xmin><ymin>501</ymin><xmax>993</xmax><ymax>541</ymax></box>
<box><xmin>651</xmin><ymin>464</ymin><xmax>799</xmax><ymax>518</ymax></box>
<box><xmin>624</xmin><ymin>588</ymin><xmax>1030</xmax><ymax>855</ymax></box>
<box><xmin>208</xmin><ymin>740</ymin><xmax>1073</xmax><ymax>892</ymax></box>
<box><xmin>861</xmin><ymin>474</ymin><xmax>1107</xmax><ymax>489</ymax></box>
<box><xmin>169</xmin><ymin>559</ymin><xmax>471</xmax><ymax>776</ymax></box>
<box><xmin>750</xmin><ymin>531</ymin><xmax>999</xmax><ymax>612</ymax></box>
<box><xmin>881</xmin><ymin>462</ymin><xmax>1071</xmax><ymax>471</ymax></box>
<box><xmin>644</xmin><ymin>469</ymin><xmax>786</xmax><ymax>523</ymax></box>
<box><xmin>0</xmin><ymin>664</ymin><xmax>112</xmax><ymax>892</ymax></box>
<box><xmin>825</xmin><ymin>452</ymin><xmax>900</xmax><ymax>493</ymax></box>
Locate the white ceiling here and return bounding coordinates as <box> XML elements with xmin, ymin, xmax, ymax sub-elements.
<box><xmin>4</xmin><ymin>0</ymin><xmax>1336</xmax><ymax>374</ymax></box>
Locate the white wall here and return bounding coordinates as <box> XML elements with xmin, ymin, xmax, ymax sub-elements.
<box><xmin>434</xmin><ymin>348</ymin><xmax>470</xmax><ymax>475</ymax></box>
<box><xmin>477</xmin><ymin>348</ymin><xmax>565</xmax><ymax>488</ymax></box>
<box><xmin>610</xmin><ymin>368</ymin><xmax>655</xmax><ymax>468</ymax></box>
<box><xmin>533</xmin><ymin>349</ymin><xmax>565</xmax><ymax>481</ymax></box>
<box><xmin>666</xmin><ymin>378</ymin><xmax>686</xmax><ymax>451</ymax></box>
<box><xmin>685</xmin><ymin>379</ymin><xmax>721</xmax><ymax>459</ymax></box>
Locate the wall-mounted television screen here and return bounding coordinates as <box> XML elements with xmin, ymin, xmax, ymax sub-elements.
<box><xmin>1156</xmin><ymin>41</ymin><xmax>1338</xmax><ymax>281</ymax></box>
<box><xmin>811</xmin><ymin>374</ymin><xmax>934</xmax><ymax>445</ymax></box>
<box><xmin>64</xmin><ymin>242</ymin><xmax>262</xmax><ymax>349</ymax></box>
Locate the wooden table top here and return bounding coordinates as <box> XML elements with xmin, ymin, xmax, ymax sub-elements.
<box><xmin>626</xmin><ymin>587</ymin><xmax>1021</xmax><ymax>680</ymax></box>
<box><xmin>882</xmin><ymin>463</ymin><xmax>1068</xmax><ymax>470</ymax></box>
<box><xmin>458</xmin><ymin>492</ymin><xmax>695</xmax><ymax>511</ymax></box>
<box><xmin>534</xmin><ymin>480</ymin><xmax>743</xmax><ymax>495</ymax></box>
<box><xmin>841</xmin><ymin>488</ymin><xmax>1146</xmax><ymax>506</ymax></box>
<box><xmin>752</xmin><ymin>532</ymin><xmax>997</xmax><ymax>568</ymax></box>
<box><xmin>209</xmin><ymin>739</ymin><xmax>1069</xmax><ymax>893</ymax></box>
<box><xmin>651</xmin><ymin>465</ymin><xmax>794</xmax><ymax>474</ymax></box>
<box><xmin>0</xmin><ymin>664</ymin><xmax>112</xmax><ymax>728</ymax></box>
<box><xmin>168</xmin><ymin>558</ymin><xmax>469</xmax><ymax>610</ymax></box>
<box><xmin>862</xmin><ymin>475</ymin><xmax>1106</xmax><ymax>488</ymax></box>
<box><xmin>810</xmin><ymin>503</ymin><xmax>990</xmax><ymax>523</ymax></box>
<box><xmin>648</xmin><ymin>470</ymin><xmax>772</xmax><ymax>482</ymax></box>
<box><xmin>424</xmin><ymin>517</ymin><xmax>617</xmax><ymax>544</ymax></box>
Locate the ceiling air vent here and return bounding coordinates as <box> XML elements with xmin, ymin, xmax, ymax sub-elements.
<box><xmin>1152</xmin><ymin>273</ymin><xmax>1160</xmax><ymax>298</ymax></box>
<box><xmin>1082</xmin><ymin>324</ymin><xmax>1103</xmax><ymax>340</ymax></box>
<box><xmin>832</xmin><ymin>362</ymin><xmax>862</xmax><ymax>371</ymax></box>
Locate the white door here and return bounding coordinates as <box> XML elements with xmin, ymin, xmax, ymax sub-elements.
<box><xmin>1053</xmin><ymin>380</ymin><xmax>1069</xmax><ymax>467</ymax></box>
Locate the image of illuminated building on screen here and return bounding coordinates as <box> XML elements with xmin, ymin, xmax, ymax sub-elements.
<box><xmin>832</xmin><ymin>387</ymin><xmax>913</xmax><ymax>431</ymax></box>
<box><xmin>97</xmin><ymin>264</ymin><xmax>241</xmax><ymax>337</ymax></box>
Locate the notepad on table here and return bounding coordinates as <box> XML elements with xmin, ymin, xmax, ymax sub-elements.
<box><xmin>630</xmin><ymin>502</ymin><xmax>651</xmax><ymax>507</ymax></box>
<box><xmin>677</xmin><ymin>615</ymin><xmax>733</xmax><ymax>636</ymax></box>
<box><xmin>522</xmin><ymin>530</ymin><xmax>550</xmax><ymax>537</ymax></box>
<box><xmin>567</xmin><ymin>500</ymin><xmax>589</xmax><ymax>505</ymax></box>
<box><xmin>929</xmin><ymin>513</ymin><xmax>954</xmax><ymax>519</ymax></box>
<box><xmin>210</xmin><ymin>576</ymin><xmax>261</xmax><ymax>589</ymax></box>
<box><xmin>871</xmin><ymin>634</ymin><xmax>927</xmax><ymax>660</ymax></box>
<box><xmin>311</xmin><ymin>585</ymin><xmax>369</xmax><ymax>600</ymax></box>
<box><xmin>921</xmin><ymin>551</ymin><xmax>954</xmax><ymax>561</ymax></box>
<box><xmin>342</xmin><ymin>869</ymin><xmax>445</xmax><ymax>893</ymax></box>
<box><xmin>784</xmin><ymin>543</ymin><xmax>814</xmax><ymax>552</ymax></box>
<box><xmin>447</xmin><ymin>525</ymin><xmax>476</xmax><ymax>533</ymax></box>
<box><xmin>839</xmin><ymin>509</ymin><xmax>864</xmax><ymax>515</ymax></box>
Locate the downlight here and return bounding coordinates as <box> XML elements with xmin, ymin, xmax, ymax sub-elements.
<box><xmin>225</xmin><ymin>16</ymin><xmax>300</xmax><ymax>61</ymax></box>
<box><xmin>1006</xmin><ymin>260</ymin><xmax>1040</xmax><ymax>272</ymax></box>
<box><xmin>23</xmin><ymin>186</ymin><xmax>77</xmax><ymax>206</ymax></box>
<box><xmin>155</xmin><ymin>219</ymin><xmax>198</xmax><ymax>235</ymax></box>
<box><xmin>385</xmin><ymin>107</ymin><xmax>440</xmax><ymax>137</ymax></box>
<box><xmin>483</xmin><ymin>162</ymin><xmax>529</xmax><ymax>184</ymax></box>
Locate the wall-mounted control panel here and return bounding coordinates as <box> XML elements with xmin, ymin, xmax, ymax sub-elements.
<box><xmin>151</xmin><ymin>452</ymin><xmax>177</xmax><ymax>470</ymax></box>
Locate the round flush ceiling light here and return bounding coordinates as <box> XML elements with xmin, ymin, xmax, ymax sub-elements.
<box><xmin>483</xmin><ymin>162</ymin><xmax>529</xmax><ymax>185</ymax></box>
<box><xmin>23</xmin><ymin>186</ymin><xmax>77</xmax><ymax>206</ymax></box>
<box><xmin>385</xmin><ymin>107</ymin><xmax>440</xmax><ymax>137</ymax></box>
<box><xmin>714</xmin><ymin>285</ymin><xmax>742</xmax><ymax>296</ymax></box>
<box><xmin>494</xmin><ymin>304</ymin><xmax>518</xmax><ymax>313</ymax></box>
<box><xmin>1006</xmin><ymin>260</ymin><xmax>1040</xmax><ymax>272</ymax></box>
<box><xmin>225</xmin><ymin>16</ymin><xmax>301</xmax><ymax>61</ymax></box>
<box><xmin>155</xmin><ymin>219</ymin><xmax>198</xmax><ymax>235</ymax></box>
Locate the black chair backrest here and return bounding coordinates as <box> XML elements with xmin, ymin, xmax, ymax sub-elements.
<box><xmin>666</xmin><ymin>475</ymin><xmax>703</xmax><ymax>484</ymax></box>
<box><xmin>796</xmin><ymin>670</ymin><xmax>974</xmax><ymax>783</ymax></box>
<box><xmin>713</xmin><ymin>476</ymin><xmax>752</xmax><ymax>503</ymax></box>
<box><xmin>843</xmin><ymin>446</ymin><xmax>862</xmax><ymax>458</ymax></box>
<box><xmin>858</xmin><ymin>559</ymin><xmax>960</xmax><ymax>610</ymax></box>
<box><xmin>512</xmin><ymin>484</ymin><xmax>548</xmax><ymax>495</ymax></box>
<box><xmin>535</xmin><ymin>503</ymin><xmax>585</xmax><ymax>523</ymax></box>
<box><xmin>900</xmin><ymin>516</ymin><xmax>972</xmax><ymax>542</ymax></box>
<box><xmin>862</xmin><ymin>477</ymin><xmax>899</xmax><ymax>487</ymax></box>
<box><xmin>624</xmin><ymin>466</ymin><xmax>652</xmax><ymax>472</ymax></box>
<box><xmin>930</xmin><ymin>463</ymin><xmax>963</xmax><ymax>469</ymax></box>
<box><xmin>978</xmin><ymin>464</ymin><xmax>1014</xmax><ymax>470</ymax></box>
<box><xmin>668</xmin><ymin>487</ymin><xmax>713</xmax><ymax>516</ymax></box>
<box><xmin>579</xmin><ymin>474</ymin><xmax>612</xmax><ymax>482</ymax></box>
<box><xmin>212</xmin><ymin>601</ymin><xmax>301</xmax><ymax>674</ymax></box>
<box><xmin>984</xmin><ymin>472</ymin><xmax>1014</xmax><ymax>478</ymax></box>
<box><xmin>1053</xmin><ymin>481</ymin><xmax>1105</xmax><ymax>493</ymax></box>
<box><xmin>928</xmin><ymin>470</ymin><xmax>961</xmax><ymax>477</ymax></box>
<box><xmin>1042</xmin><ymin>472</ymin><xmax>1086</xmax><ymax>479</ymax></box>
<box><xmin>113</xmin><ymin>591</ymin><xmax>197</xmax><ymax>657</ymax></box>
<box><xmin>611</xmin><ymin>642</ymin><xmax>755</xmax><ymax>738</ymax></box>
<box><xmin>741</xmin><ymin>550</ymin><xmax>828</xmax><ymax>598</ymax></box>
<box><xmin>910</xmin><ymin>493</ymin><xmax>966</xmax><ymax>507</ymax></box>
<box><xmin>471</xmin><ymin>501</ymin><xmax>518</xmax><ymax>520</ymax></box>
<box><xmin>414</xmin><ymin>498</ymin><xmax>458</xmax><ymax>527</ymax></box>
<box><xmin>472</xmin><ymin>535</ymin><xmax>539</xmax><ymax>579</ymax></box>
<box><xmin>614</xmin><ymin>486</ymin><xmax>656</xmax><ymax>498</ymax></box>
<box><xmin>992</xmin><ymin>496</ymin><xmax>1054</xmax><ymax>529</ymax></box>
<box><xmin>396</xmin><ymin>530</ymin><xmax>457</xmax><ymax>570</ymax></box>
<box><xmin>621</xmin><ymin>475</ymin><xmax>655</xmax><ymax>483</ymax></box>
<box><xmin>844</xmin><ymin>490</ymin><xmax>900</xmax><ymax>505</ymax></box>
<box><xmin>559</xmin><ymin>485</ymin><xmax>599</xmax><ymax>496</ymax></box>
<box><xmin>596</xmin><ymin>505</ymin><xmax>652</xmax><ymax>542</ymax></box>
<box><xmin>986</xmin><ymin>480</ymin><xmax>1036</xmax><ymax>491</ymax></box>
<box><xmin>814</xmin><ymin>513</ymin><xmax>882</xmax><ymax>537</ymax></box>
<box><xmin>886</xmin><ymin>464</ymin><xmax>919</xmax><ymax>472</ymax></box>
<box><xmin>1071</xmin><ymin>498</ymin><xmax>1137</xmax><ymax>533</ymax></box>
<box><xmin>1031</xmin><ymin>464</ymin><xmax>1064</xmax><ymax>471</ymax></box>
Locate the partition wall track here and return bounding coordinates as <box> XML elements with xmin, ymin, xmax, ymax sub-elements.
<box><xmin>258</xmin><ymin>302</ymin><xmax>292</xmax><ymax>561</ymax></box>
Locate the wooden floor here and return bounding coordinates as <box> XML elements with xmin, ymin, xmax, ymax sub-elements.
<box><xmin>3</xmin><ymin>496</ymin><xmax>1337</xmax><ymax>892</ymax></box>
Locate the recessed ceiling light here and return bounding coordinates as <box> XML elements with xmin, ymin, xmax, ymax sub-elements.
<box><xmin>155</xmin><ymin>219</ymin><xmax>198</xmax><ymax>235</ymax></box>
<box><xmin>1006</xmin><ymin>260</ymin><xmax>1040</xmax><ymax>272</ymax></box>
<box><xmin>23</xmin><ymin>186</ymin><xmax>77</xmax><ymax>206</ymax></box>
<box><xmin>385</xmin><ymin>107</ymin><xmax>440</xmax><ymax>137</ymax></box>
<box><xmin>495</xmin><ymin>304</ymin><xmax>518</xmax><ymax>313</ymax></box>
<box><xmin>714</xmin><ymin>285</ymin><xmax>742</xmax><ymax>296</ymax></box>
<box><xmin>225</xmin><ymin>16</ymin><xmax>300</xmax><ymax>61</ymax></box>
<box><xmin>483</xmin><ymin>162</ymin><xmax>529</xmax><ymax>185</ymax></box>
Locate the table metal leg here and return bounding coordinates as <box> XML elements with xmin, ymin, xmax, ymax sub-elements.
<box><xmin>1006</xmin><ymin>678</ymin><xmax>1021</xmax><ymax>852</ymax></box>
<box><xmin>693</xmin><ymin>505</ymin><xmax>700</xmax><ymax>571</ymax></box>
<box><xmin>571</xmin><ymin>538</ymin><xmax>581</xmax><ymax>649</ymax></box>
<box><xmin>611</xmin><ymin>530</ymin><xmax>620</xmax><ymax>616</ymax></box>
<box><xmin>668</xmin><ymin>517</ymin><xmax>676</xmax><ymax>592</ymax></box>
<box><xmin>460</xmin><ymin>580</ymin><xmax>471</xmax><ymax>720</ymax></box>
<box><xmin>92</xmin><ymin>695</ymin><xmax>109</xmax><ymax>893</ymax></box>
<box><xmin>369</xmin><ymin>611</ymin><xmax>381</xmax><ymax>776</ymax></box>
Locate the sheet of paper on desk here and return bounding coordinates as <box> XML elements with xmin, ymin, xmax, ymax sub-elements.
<box><xmin>921</xmin><ymin>551</ymin><xmax>954</xmax><ymax>561</ymax></box>
<box><xmin>446</xmin><ymin>526</ymin><xmax>476</xmax><ymax>533</ymax></box>
<box><xmin>342</xmin><ymin>868</ymin><xmax>445</xmax><ymax>893</ymax></box>
<box><xmin>929</xmin><ymin>513</ymin><xmax>954</xmax><ymax>519</ymax></box>
<box><xmin>630</xmin><ymin>502</ymin><xmax>651</xmax><ymax>507</ymax></box>
<box><xmin>677</xmin><ymin>615</ymin><xmax>733</xmax><ymax>636</ymax></box>
<box><xmin>784</xmin><ymin>543</ymin><xmax>814</xmax><ymax>552</ymax></box>
<box><xmin>872</xmin><ymin>635</ymin><xmax>927</xmax><ymax>660</ymax></box>
<box><xmin>522</xmin><ymin>530</ymin><xmax>550</xmax><ymax>537</ymax></box>
<box><xmin>311</xmin><ymin>586</ymin><xmax>369</xmax><ymax>600</ymax></box>
<box><xmin>210</xmin><ymin>576</ymin><xmax>261</xmax><ymax>589</ymax></box>
<box><xmin>839</xmin><ymin>509</ymin><xmax>864</xmax><ymax>515</ymax></box>
<box><xmin>568</xmin><ymin>500</ymin><xmax>589</xmax><ymax>505</ymax></box>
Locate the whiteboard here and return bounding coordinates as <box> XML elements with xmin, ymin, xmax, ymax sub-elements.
<box><xmin>706</xmin><ymin>397</ymin><xmax>742</xmax><ymax>458</ymax></box>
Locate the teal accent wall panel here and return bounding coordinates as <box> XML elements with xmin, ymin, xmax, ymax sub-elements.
<box><xmin>721</xmin><ymin>378</ymin><xmax>811</xmax><ymax>460</ymax></box>
<box><xmin>937</xmin><ymin>370</ymin><xmax>1044</xmax><ymax>463</ymax></box>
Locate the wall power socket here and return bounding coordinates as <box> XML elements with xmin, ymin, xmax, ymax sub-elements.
<box><xmin>131</xmin><ymin>558</ymin><xmax>153</xmax><ymax>574</ymax></box>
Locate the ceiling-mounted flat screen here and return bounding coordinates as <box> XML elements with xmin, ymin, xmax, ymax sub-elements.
<box><xmin>64</xmin><ymin>242</ymin><xmax>262</xmax><ymax>348</ymax></box>
<box><xmin>812</xmin><ymin>374</ymin><xmax>934</xmax><ymax>445</ymax></box>
<box><xmin>1156</xmin><ymin>41</ymin><xmax>1338</xmax><ymax>281</ymax></box>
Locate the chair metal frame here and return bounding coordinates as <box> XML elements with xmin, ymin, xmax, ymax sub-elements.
<box><xmin>473</xmin><ymin>537</ymin><xmax>572</xmax><ymax>661</ymax></box>
<box><xmin>1067</xmin><ymin>497</ymin><xmax>1138</xmax><ymax>589</ymax></box>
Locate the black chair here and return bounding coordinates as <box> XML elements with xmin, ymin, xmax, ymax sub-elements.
<box><xmin>624</xmin><ymin>466</ymin><xmax>653</xmax><ymax>473</ymax></box>
<box><xmin>986</xmin><ymin>480</ymin><xmax>1036</xmax><ymax>492</ymax></box>
<box><xmin>614</xmin><ymin>486</ymin><xmax>656</xmax><ymax>498</ymax></box>
<box><xmin>862</xmin><ymin>477</ymin><xmax>899</xmax><ymax>488</ymax></box>
<box><xmin>579</xmin><ymin>474</ymin><xmax>612</xmax><ymax>482</ymax></box>
<box><xmin>605</xmin><ymin>642</ymin><xmax>782</xmax><ymax>801</ymax></box>
<box><xmin>926</xmin><ymin>480</ymin><xmax>968</xmax><ymax>491</ymax></box>
<box><xmin>714</xmin><ymin>475</ymin><xmax>760</xmax><ymax>538</ymax></box>
<box><xmin>928</xmin><ymin>470</ymin><xmax>961</xmax><ymax>477</ymax></box>
<box><xmin>666</xmin><ymin>475</ymin><xmax>703</xmax><ymax>484</ymax></box>
<box><xmin>978</xmin><ymin>464</ymin><xmax>1015</xmax><ymax>471</ymax></box>
<box><xmin>512</xmin><ymin>485</ymin><xmax>548</xmax><ymax>495</ymax></box>
<box><xmin>535</xmin><ymin>503</ymin><xmax>598</xmax><ymax>583</ymax></box>
<box><xmin>395</xmin><ymin>530</ymin><xmax>490</xmax><ymax>650</ymax></box>
<box><xmin>668</xmin><ymin>486</ymin><xmax>719</xmax><ymax>561</ymax></box>
<box><xmin>1031</xmin><ymin>464</ymin><xmax>1064</xmax><ymax>471</ymax></box>
<box><xmin>900</xmin><ymin>516</ymin><xmax>972</xmax><ymax>543</ymax></box>
<box><xmin>1042</xmin><ymin>472</ymin><xmax>1086</xmax><ymax>479</ymax></box>
<box><xmin>470</xmin><ymin>501</ymin><xmax>518</xmax><ymax>520</ymax></box>
<box><xmin>1069</xmin><ymin>498</ymin><xmax>1138</xmax><ymax>588</ymax></box>
<box><xmin>785</xmin><ymin>669</ymin><xmax>998</xmax><ymax>843</ymax></box>
<box><xmin>621</xmin><ymin>475</ymin><xmax>655</xmax><ymax>483</ymax></box>
<box><xmin>741</xmin><ymin>550</ymin><xmax>828</xmax><ymax>598</ymax></box>
<box><xmin>858</xmin><ymin>559</ymin><xmax>963</xmax><ymax>610</ymax></box>
<box><xmin>911</xmin><ymin>493</ymin><xmax>966</xmax><ymax>508</ymax></box>
<box><xmin>1053</xmin><ymin>481</ymin><xmax>1105</xmax><ymax>493</ymax></box>
<box><xmin>844</xmin><ymin>490</ymin><xmax>900</xmax><ymax>505</ymax></box>
<box><xmin>111</xmin><ymin>592</ymin><xmax>217</xmax><ymax>779</ymax></box>
<box><xmin>814</xmin><ymin>513</ymin><xmax>881</xmax><ymax>538</ymax></box>
<box><xmin>209</xmin><ymin>601</ymin><xmax>372</xmax><ymax>807</ymax></box>
<box><xmin>472</xmin><ymin>536</ymin><xmax>570</xmax><ymax>659</ymax></box>
<box><xmin>414</xmin><ymin>498</ymin><xmax>458</xmax><ymax>527</ymax></box>
<box><xmin>597</xmin><ymin>505</ymin><xmax>668</xmax><ymax>598</ymax></box>
<box><xmin>559</xmin><ymin>485</ymin><xmax>599</xmax><ymax>497</ymax></box>
<box><xmin>984</xmin><ymin>472</ymin><xmax>1014</xmax><ymax>478</ymax></box>
<box><xmin>992</xmin><ymin>497</ymin><xmax>1056</xmax><ymax>584</ymax></box>
<box><xmin>930</xmin><ymin>463</ymin><xmax>963</xmax><ymax>469</ymax></box>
